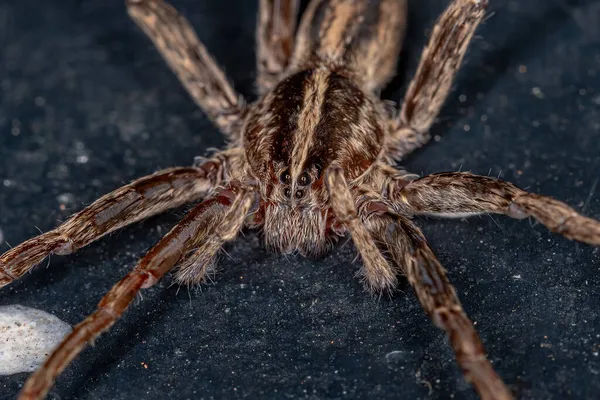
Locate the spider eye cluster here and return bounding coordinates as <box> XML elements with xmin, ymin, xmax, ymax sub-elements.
<box><xmin>279</xmin><ymin>169</ymin><xmax>312</xmax><ymax>199</ymax></box>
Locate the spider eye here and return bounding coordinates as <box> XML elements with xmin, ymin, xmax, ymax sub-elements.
<box><xmin>295</xmin><ymin>189</ymin><xmax>304</xmax><ymax>199</ymax></box>
<box><xmin>284</xmin><ymin>188</ymin><xmax>292</xmax><ymax>198</ymax></box>
<box><xmin>298</xmin><ymin>172</ymin><xmax>311</xmax><ymax>186</ymax></box>
<box><xmin>280</xmin><ymin>169</ymin><xmax>292</xmax><ymax>184</ymax></box>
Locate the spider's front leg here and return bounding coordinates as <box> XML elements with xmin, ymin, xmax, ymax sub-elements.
<box><xmin>127</xmin><ymin>0</ymin><xmax>246</xmax><ymax>139</ymax></box>
<box><xmin>366</xmin><ymin>213</ymin><xmax>513</xmax><ymax>400</ymax></box>
<box><xmin>18</xmin><ymin>184</ymin><xmax>257</xmax><ymax>400</ymax></box>
<box><xmin>386</xmin><ymin>0</ymin><xmax>488</xmax><ymax>160</ymax></box>
<box><xmin>0</xmin><ymin>150</ymin><xmax>241</xmax><ymax>288</ymax></box>
<box><xmin>325</xmin><ymin>167</ymin><xmax>398</xmax><ymax>294</ymax></box>
<box><xmin>256</xmin><ymin>0</ymin><xmax>300</xmax><ymax>94</ymax></box>
<box><xmin>391</xmin><ymin>172</ymin><xmax>600</xmax><ymax>246</ymax></box>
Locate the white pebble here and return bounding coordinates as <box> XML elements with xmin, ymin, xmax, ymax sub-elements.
<box><xmin>0</xmin><ymin>305</ymin><xmax>72</xmax><ymax>375</ymax></box>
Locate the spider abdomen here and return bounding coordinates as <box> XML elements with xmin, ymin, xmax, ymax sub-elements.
<box><xmin>291</xmin><ymin>0</ymin><xmax>407</xmax><ymax>91</ymax></box>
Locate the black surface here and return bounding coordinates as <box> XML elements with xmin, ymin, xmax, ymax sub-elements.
<box><xmin>1</xmin><ymin>0</ymin><xmax>599</xmax><ymax>399</ymax></box>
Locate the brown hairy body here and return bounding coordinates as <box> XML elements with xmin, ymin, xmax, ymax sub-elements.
<box><xmin>1</xmin><ymin>1</ymin><xmax>599</xmax><ymax>399</ymax></box>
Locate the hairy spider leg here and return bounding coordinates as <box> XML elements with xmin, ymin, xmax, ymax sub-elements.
<box><xmin>0</xmin><ymin>157</ymin><xmax>235</xmax><ymax>288</ymax></box>
<box><xmin>325</xmin><ymin>167</ymin><xmax>398</xmax><ymax>294</ymax></box>
<box><xmin>256</xmin><ymin>0</ymin><xmax>301</xmax><ymax>93</ymax></box>
<box><xmin>18</xmin><ymin>186</ymin><xmax>256</xmax><ymax>400</ymax></box>
<box><xmin>367</xmin><ymin>213</ymin><xmax>513</xmax><ymax>400</ymax></box>
<box><xmin>127</xmin><ymin>0</ymin><xmax>246</xmax><ymax>139</ymax></box>
<box><xmin>393</xmin><ymin>172</ymin><xmax>600</xmax><ymax>246</ymax></box>
<box><xmin>387</xmin><ymin>0</ymin><xmax>488</xmax><ymax>160</ymax></box>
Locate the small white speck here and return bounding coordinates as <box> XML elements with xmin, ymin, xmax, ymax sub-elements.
<box><xmin>512</xmin><ymin>274</ymin><xmax>522</xmax><ymax>280</ymax></box>
<box><xmin>532</xmin><ymin>87</ymin><xmax>545</xmax><ymax>99</ymax></box>
<box><xmin>11</xmin><ymin>120</ymin><xmax>21</xmax><ymax>136</ymax></box>
<box><xmin>34</xmin><ymin>96</ymin><xmax>46</xmax><ymax>107</ymax></box>
<box><xmin>76</xmin><ymin>155</ymin><xmax>89</xmax><ymax>164</ymax></box>
<box><xmin>385</xmin><ymin>350</ymin><xmax>406</xmax><ymax>362</ymax></box>
<box><xmin>57</xmin><ymin>193</ymin><xmax>75</xmax><ymax>206</ymax></box>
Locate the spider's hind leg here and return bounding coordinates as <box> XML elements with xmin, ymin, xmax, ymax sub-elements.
<box><xmin>256</xmin><ymin>0</ymin><xmax>300</xmax><ymax>94</ymax></box>
<box><xmin>127</xmin><ymin>0</ymin><xmax>246</xmax><ymax>139</ymax></box>
<box><xmin>386</xmin><ymin>0</ymin><xmax>488</xmax><ymax>160</ymax></box>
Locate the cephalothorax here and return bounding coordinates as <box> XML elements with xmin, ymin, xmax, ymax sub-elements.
<box><xmin>2</xmin><ymin>0</ymin><xmax>599</xmax><ymax>399</ymax></box>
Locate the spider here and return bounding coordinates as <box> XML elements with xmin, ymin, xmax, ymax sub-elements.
<box><xmin>1</xmin><ymin>0</ymin><xmax>599</xmax><ymax>399</ymax></box>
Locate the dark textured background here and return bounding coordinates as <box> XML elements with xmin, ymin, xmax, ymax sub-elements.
<box><xmin>1</xmin><ymin>0</ymin><xmax>599</xmax><ymax>399</ymax></box>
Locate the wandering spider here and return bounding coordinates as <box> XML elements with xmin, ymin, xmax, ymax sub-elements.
<box><xmin>1</xmin><ymin>0</ymin><xmax>599</xmax><ymax>398</ymax></box>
